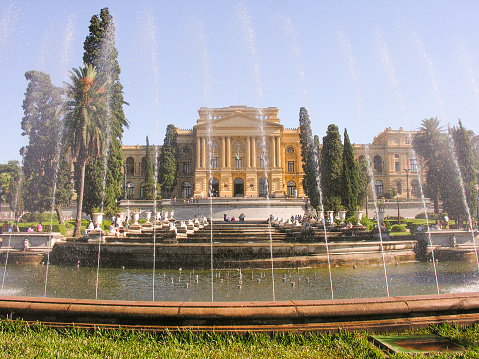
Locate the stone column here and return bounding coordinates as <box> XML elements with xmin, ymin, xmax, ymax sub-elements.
<box><xmin>276</xmin><ymin>136</ymin><xmax>281</xmax><ymax>169</ymax></box>
<box><xmin>271</xmin><ymin>137</ymin><xmax>276</xmax><ymax>168</ymax></box>
<box><xmin>252</xmin><ymin>137</ymin><xmax>256</xmax><ymax>167</ymax></box>
<box><xmin>226</xmin><ymin>137</ymin><xmax>231</xmax><ymax>168</ymax></box>
<box><xmin>221</xmin><ymin>137</ymin><xmax>226</xmax><ymax>168</ymax></box>
<box><xmin>201</xmin><ymin>137</ymin><xmax>206</xmax><ymax>168</ymax></box>
<box><xmin>246</xmin><ymin>137</ymin><xmax>251</xmax><ymax>167</ymax></box>
<box><xmin>196</xmin><ymin>138</ymin><xmax>201</xmax><ymax>169</ymax></box>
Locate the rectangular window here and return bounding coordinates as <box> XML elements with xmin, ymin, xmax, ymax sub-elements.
<box><xmin>210</xmin><ymin>157</ymin><xmax>217</xmax><ymax>169</ymax></box>
<box><xmin>410</xmin><ymin>157</ymin><xmax>417</xmax><ymax>172</ymax></box>
<box><xmin>395</xmin><ymin>162</ymin><xmax>400</xmax><ymax>172</ymax></box>
<box><xmin>288</xmin><ymin>161</ymin><xmax>295</xmax><ymax>173</ymax></box>
<box><xmin>405</xmin><ymin>137</ymin><xmax>410</xmax><ymax>144</ymax></box>
<box><xmin>235</xmin><ymin>157</ymin><xmax>242</xmax><ymax>169</ymax></box>
<box><xmin>183</xmin><ymin>162</ymin><xmax>190</xmax><ymax>175</ymax></box>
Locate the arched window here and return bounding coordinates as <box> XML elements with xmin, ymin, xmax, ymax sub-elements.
<box><xmin>126</xmin><ymin>182</ymin><xmax>134</xmax><ymax>199</ymax></box>
<box><xmin>209</xmin><ymin>178</ymin><xmax>219</xmax><ymax>197</ymax></box>
<box><xmin>259</xmin><ymin>178</ymin><xmax>269</xmax><ymax>197</ymax></box>
<box><xmin>411</xmin><ymin>179</ymin><xmax>420</xmax><ymax>197</ymax></box>
<box><xmin>126</xmin><ymin>157</ymin><xmax>134</xmax><ymax>175</ymax></box>
<box><xmin>373</xmin><ymin>155</ymin><xmax>382</xmax><ymax>173</ymax></box>
<box><xmin>396</xmin><ymin>181</ymin><xmax>402</xmax><ymax>194</ymax></box>
<box><xmin>181</xmin><ymin>181</ymin><xmax>191</xmax><ymax>198</ymax></box>
<box><xmin>374</xmin><ymin>180</ymin><xmax>383</xmax><ymax>196</ymax></box>
<box><xmin>287</xmin><ymin>181</ymin><xmax>296</xmax><ymax>197</ymax></box>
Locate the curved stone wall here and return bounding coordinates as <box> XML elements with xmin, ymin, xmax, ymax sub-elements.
<box><xmin>1</xmin><ymin>293</ymin><xmax>479</xmax><ymax>333</ymax></box>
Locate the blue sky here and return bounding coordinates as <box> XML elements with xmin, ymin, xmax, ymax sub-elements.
<box><xmin>1</xmin><ymin>0</ymin><xmax>479</xmax><ymax>163</ymax></box>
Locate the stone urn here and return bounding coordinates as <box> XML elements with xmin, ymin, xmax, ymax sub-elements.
<box><xmin>144</xmin><ymin>211</ymin><xmax>152</xmax><ymax>223</ymax></box>
<box><xmin>131</xmin><ymin>211</ymin><xmax>140</xmax><ymax>225</ymax></box>
<box><xmin>177</xmin><ymin>221</ymin><xmax>187</xmax><ymax>233</ymax></box>
<box><xmin>318</xmin><ymin>211</ymin><xmax>324</xmax><ymax>221</ymax></box>
<box><xmin>169</xmin><ymin>209</ymin><xmax>175</xmax><ymax>219</ymax></box>
<box><xmin>327</xmin><ymin>211</ymin><xmax>335</xmax><ymax>225</ymax></box>
<box><xmin>378</xmin><ymin>210</ymin><xmax>385</xmax><ymax>224</ymax></box>
<box><xmin>354</xmin><ymin>210</ymin><xmax>363</xmax><ymax>222</ymax></box>
<box><xmin>92</xmin><ymin>213</ymin><xmax>104</xmax><ymax>229</ymax></box>
<box><xmin>338</xmin><ymin>210</ymin><xmax>347</xmax><ymax>222</ymax></box>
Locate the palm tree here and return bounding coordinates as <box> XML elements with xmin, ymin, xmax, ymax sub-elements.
<box><xmin>62</xmin><ymin>63</ymin><xmax>128</xmax><ymax>237</ymax></box>
<box><xmin>412</xmin><ymin>117</ymin><xmax>446</xmax><ymax>213</ymax></box>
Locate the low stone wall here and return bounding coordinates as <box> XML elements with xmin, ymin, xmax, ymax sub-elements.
<box><xmin>1</xmin><ymin>292</ymin><xmax>479</xmax><ymax>333</ymax></box>
<box><xmin>0</xmin><ymin>233</ymin><xmax>63</xmax><ymax>250</ymax></box>
<box><xmin>49</xmin><ymin>240</ymin><xmax>417</xmax><ymax>269</ymax></box>
<box><xmin>119</xmin><ymin>198</ymin><xmax>306</xmax><ymax>221</ymax></box>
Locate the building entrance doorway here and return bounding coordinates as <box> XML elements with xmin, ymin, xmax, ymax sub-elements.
<box><xmin>209</xmin><ymin>178</ymin><xmax>219</xmax><ymax>197</ymax></box>
<box><xmin>234</xmin><ymin>178</ymin><xmax>244</xmax><ymax>197</ymax></box>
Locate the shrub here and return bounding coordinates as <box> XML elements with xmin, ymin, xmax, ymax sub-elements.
<box><xmin>300</xmin><ymin>222</ymin><xmax>315</xmax><ymax>241</ymax></box>
<box><xmin>391</xmin><ymin>224</ymin><xmax>407</xmax><ymax>233</ymax></box>
<box><xmin>43</xmin><ymin>224</ymin><xmax>66</xmax><ymax>235</ymax></box>
<box><xmin>360</xmin><ymin>216</ymin><xmax>374</xmax><ymax>231</ymax></box>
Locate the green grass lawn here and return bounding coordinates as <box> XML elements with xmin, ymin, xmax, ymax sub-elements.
<box><xmin>1</xmin><ymin>319</ymin><xmax>478</xmax><ymax>358</ymax></box>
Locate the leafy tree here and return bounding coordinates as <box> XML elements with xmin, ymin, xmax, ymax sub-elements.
<box><xmin>142</xmin><ymin>136</ymin><xmax>156</xmax><ymax>200</ymax></box>
<box><xmin>341</xmin><ymin>128</ymin><xmax>358</xmax><ymax>216</ymax></box>
<box><xmin>20</xmin><ymin>70</ymin><xmax>72</xmax><ymax>223</ymax></box>
<box><xmin>298</xmin><ymin>107</ymin><xmax>320</xmax><ymax>209</ymax></box>
<box><xmin>158</xmin><ymin>124</ymin><xmax>178</xmax><ymax>198</ymax></box>
<box><xmin>412</xmin><ymin>118</ymin><xmax>446</xmax><ymax>213</ymax></box>
<box><xmin>320</xmin><ymin>124</ymin><xmax>343</xmax><ymax>212</ymax></box>
<box><xmin>0</xmin><ymin>161</ymin><xmax>23</xmax><ymax>217</ymax></box>
<box><xmin>442</xmin><ymin>121</ymin><xmax>478</xmax><ymax>227</ymax></box>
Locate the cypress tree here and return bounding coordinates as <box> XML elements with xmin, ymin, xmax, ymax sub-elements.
<box><xmin>142</xmin><ymin>136</ymin><xmax>156</xmax><ymax>200</ymax></box>
<box><xmin>357</xmin><ymin>156</ymin><xmax>370</xmax><ymax>208</ymax></box>
<box><xmin>320</xmin><ymin>124</ymin><xmax>343</xmax><ymax>212</ymax></box>
<box><xmin>341</xmin><ymin>128</ymin><xmax>359</xmax><ymax>216</ymax></box>
<box><xmin>298</xmin><ymin>107</ymin><xmax>320</xmax><ymax>209</ymax></box>
<box><xmin>158</xmin><ymin>124</ymin><xmax>179</xmax><ymax>198</ymax></box>
<box><xmin>80</xmin><ymin>8</ymin><xmax>128</xmax><ymax>215</ymax></box>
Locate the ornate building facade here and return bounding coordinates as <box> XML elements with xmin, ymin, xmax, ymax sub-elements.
<box><xmin>123</xmin><ymin>106</ymin><xmax>305</xmax><ymax>199</ymax></box>
<box><xmin>122</xmin><ymin>106</ymin><xmax>424</xmax><ymax>201</ymax></box>
<box><xmin>353</xmin><ymin>127</ymin><xmax>423</xmax><ymax>199</ymax></box>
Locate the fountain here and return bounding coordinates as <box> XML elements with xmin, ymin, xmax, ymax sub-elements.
<box><xmin>1</xmin><ymin>3</ymin><xmax>479</xmax><ymax>333</ymax></box>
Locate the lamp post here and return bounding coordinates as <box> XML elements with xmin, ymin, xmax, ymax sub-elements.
<box><xmin>397</xmin><ymin>193</ymin><xmax>400</xmax><ymax>225</ymax></box>
<box><xmin>404</xmin><ymin>166</ymin><xmax>411</xmax><ymax>199</ymax></box>
<box><xmin>123</xmin><ymin>164</ymin><xmax>127</xmax><ymax>200</ymax></box>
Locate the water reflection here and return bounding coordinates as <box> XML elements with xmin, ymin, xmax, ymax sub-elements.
<box><xmin>0</xmin><ymin>261</ymin><xmax>478</xmax><ymax>302</ymax></box>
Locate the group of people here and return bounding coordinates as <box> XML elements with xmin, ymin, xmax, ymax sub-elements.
<box><xmin>290</xmin><ymin>214</ymin><xmax>303</xmax><ymax>222</ymax></box>
<box><xmin>223</xmin><ymin>213</ymin><xmax>246</xmax><ymax>222</ymax></box>
<box><xmin>2</xmin><ymin>221</ymin><xmax>42</xmax><ymax>233</ymax></box>
<box><xmin>27</xmin><ymin>223</ymin><xmax>42</xmax><ymax>232</ymax></box>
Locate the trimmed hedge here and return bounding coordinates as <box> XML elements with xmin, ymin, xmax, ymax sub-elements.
<box><xmin>20</xmin><ymin>212</ymin><xmax>58</xmax><ymax>223</ymax></box>
<box><xmin>391</xmin><ymin>224</ymin><xmax>407</xmax><ymax>233</ymax></box>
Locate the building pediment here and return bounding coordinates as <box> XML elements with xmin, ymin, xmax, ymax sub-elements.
<box><xmin>195</xmin><ymin>111</ymin><xmax>282</xmax><ymax>136</ymax></box>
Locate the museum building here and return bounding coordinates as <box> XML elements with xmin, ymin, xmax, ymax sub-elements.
<box><xmin>122</xmin><ymin>106</ymin><xmax>424</xmax><ymax>200</ymax></box>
